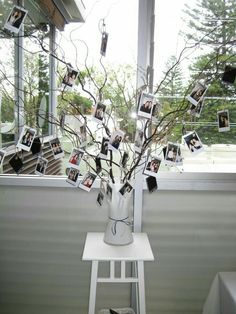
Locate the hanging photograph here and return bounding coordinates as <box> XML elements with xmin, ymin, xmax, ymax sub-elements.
<box><xmin>152</xmin><ymin>101</ymin><xmax>161</xmax><ymax>123</ymax></box>
<box><xmin>9</xmin><ymin>153</ymin><xmax>23</xmax><ymax>174</ymax></box>
<box><xmin>79</xmin><ymin>124</ymin><xmax>87</xmax><ymax>148</ymax></box>
<box><xmin>187</xmin><ymin>80</ymin><xmax>207</xmax><ymax>106</ymax></box>
<box><xmin>120</xmin><ymin>151</ymin><xmax>129</xmax><ymax>169</ymax></box>
<box><xmin>183</xmin><ymin>131</ymin><xmax>204</xmax><ymax>154</ymax></box>
<box><xmin>4</xmin><ymin>5</ymin><xmax>28</xmax><ymax>34</ymax></box>
<box><xmin>175</xmin><ymin>146</ymin><xmax>183</xmax><ymax>166</ymax></box>
<box><xmin>49</xmin><ymin>137</ymin><xmax>64</xmax><ymax>159</ymax></box>
<box><xmin>62</xmin><ymin>67</ymin><xmax>78</xmax><ymax>88</ymax></box>
<box><xmin>35</xmin><ymin>156</ymin><xmax>48</xmax><ymax>176</ymax></box>
<box><xmin>17</xmin><ymin>126</ymin><xmax>36</xmax><ymax>152</ymax></box>
<box><xmin>146</xmin><ymin>176</ymin><xmax>158</xmax><ymax>193</ymax></box>
<box><xmin>93</xmin><ymin>102</ymin><xmax>106</xmax><ymax>123</ymax></box>
<box><xmin>137</xmin><ymin>92</ymin><xmax>155</xmax><ymax>119</ymax></box>
<box><xmin>96</xmin><ymin>190</ymin><xmax>105</xmax><ymax>207</ymax></box>
<box><xmin>68</xmin><ymin>148</ymin><xmax>84</xmax><ymax>169</ymax></box>
<box><xmin>222</xmin><ymin>65</ymin><xmax>236</xmax><ymax>84</ymax></box>
<box><xmin>99</xmin><ymin>137</ymin><xmax>109</xmax><ymax>158</ymax></box>
<box><xmin>188</xmin><ymin>97</ymin><xmax>204</xmax><ymax>118</ymax></box>
<box><xmin>79</xmin><ymin>172</ymin><xmax>97</xmax><ymax>192</ymax></box>
<box><xmin>30</xmin><ymin>137</ymin><xmax>42</xmax><ymax>155</ymax></box>
<box><xmin>217</xmin><ymin>109</ymin><xmax>230</xmax><ymax>132</ymax></box>
<box><xmin>164</xmin><ymin>142</ymin><xmax>180</xmax><ymax>165</ymax></box>
<box><xmin>143</xmin><ymin>155</ymin><xmax>161</xmax><ymax>177</ymax></box>
<box><xmin>119</xmin><ymin>181</ymin><xmax>133</xmax><ymax>198</ymax></box>
<box><xmin>66</xmin><ymin>167</ymin><xmax>81</xmax><ymax>186</ymax></box>
<box><xmin>134</xmin><ymin>129</ymin><xmax>144</xmax><ymax>153</ymax></box>
<box><xmin>106</xmin><ymin>182</ymin><xmax>113</xmax><ymax>202</ymax></box>
<box><xmin>0</xmin><ymin>149</ymin><xmax>6</xmax><ymax>167</ymax></box>
<box><xmin>108</xmin><ymin>130</ymin><xmax>125</xmax><ymax>151</ymax></box>
<box><xmin>100</xmin><ymin>32</ymin><xmax>108</xmax><ymax>56</ymax></box>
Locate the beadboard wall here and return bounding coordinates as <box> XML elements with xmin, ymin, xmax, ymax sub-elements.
<box><xmin>0</xmin><ymin>175</ymin><xmax>236</xmax><ymax>314</ymax></box>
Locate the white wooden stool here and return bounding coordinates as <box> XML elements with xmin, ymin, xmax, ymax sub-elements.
<box><xmin>82</xmin><ymin>232</ymin><xmax>154</xmax><ymax>314</ymax></box>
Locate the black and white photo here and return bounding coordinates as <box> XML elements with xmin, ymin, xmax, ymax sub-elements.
<box><xmin>99</xmin><ymin>137</ymin><xmax>109</xmax><ymax>158</ymax></box>
<box><xmin>134</xmin><ymin>129</ymin><xmax>144</xmax><ymax>153</ymax></box>
<box><xmin>119</xmin><ymin>181</ymin><xmax>133</xmax><ymax>198</ymax></box>
<box><xmin>9</xmin><ymin>153</ymin><xmax>23</xmax><ymax>173</ymax></box>
<box><xmin>164</xmin><ymin>142</ymin><xmax>179</xmax><ymax>165</ymax></box>
<box><xmin>66</xmin><ymin>167</ymin><xmax>80</xmax><ymax>186</ymax></box>
<box><xmin>93</xmin><ymin>102</ymin><xmax>106</xmax><ymax>123</ymax></box>
<box><xmin>100</xmin><ymin>32</ymin><xmax>108</xmax><ymax>56</ymax></box>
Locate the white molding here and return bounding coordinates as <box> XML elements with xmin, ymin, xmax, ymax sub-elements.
<box><xmin>1</xmin><ymin>172</ymin><xmax>236</xmax><ymax>191</ymax></box>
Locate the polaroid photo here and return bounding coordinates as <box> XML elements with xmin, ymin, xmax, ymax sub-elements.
<box><xmin>143</xmin><ymin>155</ymin><xmax>161</xmax><ymax>178</ymax></box>
<box><xmin>134</xmin><ymin>129</ymin><xmax>144</xmax><ymax>153</ymax></box>
<box><xmin>175</xmin><ymin>146</ymin><xmax>183</xmax><ymax>166</ymax></box>
<box><xmin>218</xmin><ymin>110</ymin><xmax>230</xmax><ymax>132</ymax></box>
<box><xmin>108</xmin><ymin>130</ymin><xmax>125</xmax><ymax>151</ymax></box>
<box><xmin>4</xmin><ymin>5</ymin><xmax>28</xmax><ymax>34</ymax></box>
<box><xmin>35</xmin><ymin>156</ymin><xmax>48</xmax><ymax>176</ymax></box>
<box><xmin>187</xmin><ymin>81</ymin><xmax>207</xmax><ymax>106</ymax></box>
<box><xmin>222</xmin><ymin>65</ymin><xmax>236</xmax><ymax>84</ymax></box>
<box><xmin>95</xmin><ymin>157</ymin><xmax>102</xmax><ymax>174</ymax></box>
<box><xmin>0</xmin><ymin>149</ymin><xmax>6</xmax><ymax>167</ymax></box>
<box><xmin>62</xmin><ymin>67</ymin><xmax>78</xmax><ymax>88</ymax></box>
<box><xmin>120</xmin><ymin>151</ymin><xmax>129</xmax><ymax>169</ymax></box>
<box><xmin>93</xmin><ymin>102</ymin><xmax>106</xmax><ymax>123</ymax></box>
<box><xmin>106</xmin><ymin>182</ymin><xmax>113</xmax><ymax>202</ymax></box>
<box><xmin>164</xmin><ymin>142</ymin><xmax>180</xmax><ymax>165</ymax></box>
<box><xmin>68</xmin><ymin>148</ymin><xmax>84</xmax><ymax>169</ymax></box>
<box><xmin>17</xmin><ymin>126</ymin><xmax>36</xmax><ymax>152</ymax></box>
<box><xmin>152</xmin><ymin>101</ymin><xmax>161</xmax><ymax>123</ymax></box>
<box><xmin>49</xmin><ymin>137</ymin><xmax>64</xmax><ymax>159</ymax></box>
<box><xmin>30</xmin><ymin>137</ymin><xmax>42</xmax><ymax>155</ymax></box>
<box><xmin>137</xmin><ymin>92</ymin><xmax>155</xmax><ymax>119</ymax></box>
<box><xmin>96</xmin><ymin>190</ymin><xmax>105</xmax><ymax>207</ymax></box>
<box><xmin>9</xmin><ymin>153</ymin><xmax>23</xmax><ymax>174</ymax></box>
<box><xmin>79</xmin><ymin>125</ymin><xmax>87</xmax><ymax>148</ymax></box>
<box><xmin>188</xmin><ymin>97</ymin><xmax>204</xmax><ymax>118</ymax></box>
<box><xmin>146</xmin><ymin>176</ymin><xmax>158</xmax><ymax>193</ymax></box>
<box><xmin>99</xmin><ymin>137</ymin><xmax>109</xmax><ymax>158</ymax></box>
<box><xmin>119</xmin><ymin>181</ymin><xmax>133</xmax><ymax>198</ymax></box>
<box><xmin>79</xmin><ymin>172</ymin><xmax>97</xmax><ymax>192</ymax></box>
<box><xmin>183</xmin><ymin>131</ymin><xmax>204</xmax><ymax>155</ymax></box>
<box><xmin>100</xmin><ymin>32</ymin><xmax>108</xmax><ymax>56</ymax></box>
<box><xmin>66</xmin><ymin>167</ymin><xmax>81</xmax><ymax>186</ymax></box>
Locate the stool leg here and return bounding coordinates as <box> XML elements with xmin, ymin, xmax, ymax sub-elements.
<box><xmin>88</xmin><ymin>261</ymin><xmax>98</xmax><ymax>314</ymax></box>
<box><xmin>137</xmin><ymin>261</ymin><xmax>146</xmax><ymax>314</ymax></box>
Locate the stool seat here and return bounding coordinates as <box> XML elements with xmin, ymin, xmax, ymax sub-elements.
<box><xmin>82</xmin><ymin>232</ymin><xmax>154</xmax><ymax>314</ymax></box>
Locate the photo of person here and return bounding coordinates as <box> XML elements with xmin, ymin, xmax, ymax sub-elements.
<box><xmin>99</xmin><ymin>137</ymin><xmax>109</xmax><ymax>158</ymax></box>
<box><xmin>143</xmin><ymin>155</ymin><xmax>161</xmax><ymax>177</ymax></box>
<box><xmin>187</xmin><ymin>80</ymin><xmax>207</xmax><ymax>106</ymax></box>
<box><xmin>137</xmin><ymin>92</ymin><xmax>155</xmax><ymax>119</ymax></box>
<box><xmin>66</xmin><ymin>167</ymin><xmax>80</xmax><ymax>186</ymax></box>
<box><xmin>49</xmin><ymin>137</ymin><xmax>64</xmax><ymax>159</ymax></box>
<box><xmin>79</xmin><ymin>172</ymin><xmax>97</xmax><ymax>192</ymax></box>
<box><xmin>152</xmin><ymin>101</ymin><xmax>161</xmax><ymax>122</ymax></box>
<box><xmin>183</xmin><ymin>131</ymin><xmax>204</xmax><ymax>155</ymax></box>
<box><xmin>108</xmin><ymin>130</ymin><xmax>125</xmax><ymax>151</ymax></box>
<box><xmin>79</xmin><ymin>125</ymin><xmax>87</xmax><ymax>147</ymax></box>
<box><xmin>175</xmin><ymin>146</ymin><xmax>183</xmax><ymax>166</ymax></box>
<box><xmin>17</xmin><ymin>126</ymin><xmax>36</xmax><ymax>152</ymax></box>
<box><xmin>100</xmin><ymin>32</ymin><xmax>108</xmax><ymax>56</ymax></box>
<box><xmin>188</xmin><ymin>97</ymin><xmax>204</xmax><ymax>118</ymax></box>
<box><xmin>164</xmin><ymin>142</ymin><xmax>179</xmax><ymax>165</ymax></box>
<box><xmin>134</xmin><ymin>129</ymin><xmax>144</xmax><ymax>153</ymax></box>
<box><xmin>35</xmin><ymin>156</ymin><xmax>48</xmax><ymax>176</ymax></box>
<box><xmin>119</xmin><ymin>181</ymin><xmax>133</xmax><ymax>198</ymax></box>
<box><xmin>0</xmin><ymin>149</ymin><xmax>5</xmax><ymax>167</ymax></box>
<box><xmin>62</xmin><ymin>67</ymin><xmax>78</xmax><ymax>88</ymax></box>
<box><xmin>68</xmin><ymin>148</ymin><xmax>84</xmax><ymax>169</ymax></box>
<box><xmin>93</xmin><ymin>102</ymin><xmax>106</xmax><ymax>123</ymax></box>
<box><xmin>120</xmin><ymin>151</ymin><xmax>129</xmax><ymax>169</ymax></box>
<box><xmin>4</xmin><ymin>6</ymin><xmax>28</xmax><ymax>34</ymax></box>
<box><xmin>218</xmin><ymin>110</ymin><xmax>230</xmax><ymax>132</ymax></box>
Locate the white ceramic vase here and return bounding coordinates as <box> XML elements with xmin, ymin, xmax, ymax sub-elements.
<box><xmin>103</xmin><ymin>183</ymin><xmax>133</xmax><ymax>246</ymax></box>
